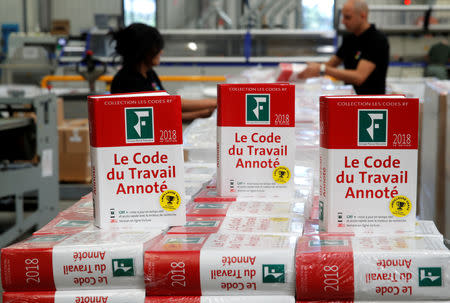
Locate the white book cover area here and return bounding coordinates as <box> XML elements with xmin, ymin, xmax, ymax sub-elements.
<box><xmin>217</xmin><ymin>83</ymin><xmax>295</xmax><ymax>199</ymax></box>
<box><xmin>88</xmin><ymin>91</ymin><xmax>185</xmax><ymax>228</ymax></box>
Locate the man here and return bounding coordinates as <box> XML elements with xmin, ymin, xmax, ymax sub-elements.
<box><xmin>298</xmin><ymin>0</ymin><xmax>389</xmax><ymax>95</ymax></box>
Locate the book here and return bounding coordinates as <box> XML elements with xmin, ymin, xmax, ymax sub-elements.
<box><xmin>319</xmin><ymin>95</ymin><xmax>419</xmax><ymax>232</ymax></box>
<box><xmin>1</xmin><ymin>229</ymin><xmax>162</xmax><ymax>291</ymax></box>
<box><xmin>2</xmin><ymin>289</ymin><xmax>145</xmax><ymax>303</ymax></box>
<box><xmin>146</xmin><ymin>296</ymin><xmax>295</xmax><ymax>303</ymax></box>
<box><xmin>217</xmin><ymin>83</ymin><xmax>295</xmax><ymax>199</ymax></box>
<box><xmin>296</xmin><ymin>235</ymin><xmax>450</xmax><ymax>301</ymax></box>
<box><xmin>88</xmin><ymin>91</ymin><xmax>185</xmax><ymax>228</ymax></box>
<box><xmin>145</xmin><ymin>233</ymin><xmax>296</xmax><ymax>296</ymax></box>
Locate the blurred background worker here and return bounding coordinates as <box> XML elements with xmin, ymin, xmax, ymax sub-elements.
<box><xmin>298</xmin><ymin>0</ymin><xmax>389</xmax><ymax>95</ymax></box>
<box><xmin>111</xmin><ymin>23</ymin><xmax>217</xmax><ymax>121</ymax></box>
<box><xmin>424</xmin><ymin>40</ymin><xmax>450</xmax><ymax>80</ymax></box>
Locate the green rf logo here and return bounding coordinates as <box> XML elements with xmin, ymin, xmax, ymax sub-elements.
<box><xmin>246</xmin><ymin>94</ymin><xmax>270</xmax><ymax>124</ymax></box>
<box><xmin>419</xmin><ymin>267</ymin><xmax>442</xmax><ymax>287</ymax></box>
<box><xmin>112</xmin><ymin>258</ymin><xmax>135</xmax><ymax>277</ymax></box>
<box><xmin>262</xmin><ymin>264</ymin><xmax>285</xmax><ymax>283</ymax></box>
<box><xmin>358</xmin><ymin>109</ymin><xmax>387</xmax><ymax>146</ymax></box>
<box><xmin>125</xmin><ymin>107</ymin><xmax>154</xmax><ymax>143</ymax></box>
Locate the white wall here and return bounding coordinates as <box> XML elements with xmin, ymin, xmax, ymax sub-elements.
<box><xmin>0</xmin><ymin>0</ymin><xmax>24</xmax><ymax>31</ymax></box>
<box><xmin>52</xmin><ymin>0</ymin><xmax>122</xmax><ymax>35</ymax></box>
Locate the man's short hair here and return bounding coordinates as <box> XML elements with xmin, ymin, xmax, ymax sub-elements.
<box><xmin>351</xmin><ymin>0</ymin><xmax>369</xmax><ymax>14</ymax></box>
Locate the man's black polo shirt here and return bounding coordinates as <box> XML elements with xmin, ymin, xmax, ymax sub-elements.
<box><xmin>336</xmin><ymin>24</ymin><xmax>389</xmax><ymax>95</ymax></box>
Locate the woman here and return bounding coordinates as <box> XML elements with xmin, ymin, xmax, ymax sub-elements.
<box><xmin>111</xmin><ymin>23</ymin><xmax>217</xmax><ymax>120</ymax></box>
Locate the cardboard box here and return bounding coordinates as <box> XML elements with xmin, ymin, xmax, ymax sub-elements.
<box><xmin>217</xmin><ymin>83</ymin><xmax>296</xmax><ymax>199</ymax></box>
<box><xmin>58</xmin><ymin>119</ymin><xmax>91</xmax><ymax>183</ymax></box>
<box><xmin>145</xmin><ymin>233</ymin><xmax>296</xmax><ymax>296</ymax></box>
<box><xmin>296</xmin><ymin>235</ymin><xmax>450</xmax><ymax>301</ymax></box>
<box><xmin>319</xmin><ymin>95</ymin><xmax>419</xmax><ymax>233</ymax></box>
<box><xmin>57</xmin><ymin>97</ymin><xmax>64</xmax><ymax>126</ymax></box>
<box><xmin>88</xmin><ymin>91</ymin><xmax>185</xmax><ymax>228</ymax></box>
<box><xmin>51</xmin><ymin>19</ymin><xmax>70</xmax><ymax>35</ymax></box>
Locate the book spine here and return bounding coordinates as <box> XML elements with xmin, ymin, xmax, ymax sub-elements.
<box><xmin>145</xmin><ymin>250</ymin><xmax>202</xmax><ymax>295</ymax></box>
<box><xmin>3</xmin><ymin>291</ymin><xmax>55</xmax><ymax>303</ymax></box>
<box><xmin>295</xmin><ymin>237</ymin><xmax>354</xmax><ymax>301</ymax></box>
<box><xmin>90</xmin><ymin>146</ymin><xmax>100</xmax><ymax>227</ymax></box>
<box><xmin>319</xmin><ymin>97</ymin><xmax>329</xmax><ymax>231</ymax></box>
<box><xmin>1</xmin><ymin>247</ymin><xmax>55</xmax><ymax>291</ymax></box>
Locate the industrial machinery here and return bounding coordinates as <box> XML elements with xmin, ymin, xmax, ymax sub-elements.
<box><xmin>0</xmin><ymin>91</ymin><xmax>59</xmax><ymax>246</ymax></box>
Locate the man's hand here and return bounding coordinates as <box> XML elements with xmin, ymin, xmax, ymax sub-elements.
<box><xmin>297</xmin><ymin>63</ymin><xmax>321</xmax><ymax>79</ymax></box>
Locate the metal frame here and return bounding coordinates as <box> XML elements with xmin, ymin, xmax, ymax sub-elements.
<box><xmin>0</xmin><ymin>94</ymin><xmax>59</xmax><ymax>247</ymax></box>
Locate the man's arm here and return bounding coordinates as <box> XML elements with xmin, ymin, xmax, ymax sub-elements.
<box><xmin>298</xmin><ymin>58</ymin><xmax>375</xmax><ymax>86</ymax></box>
<box><xmin>325</xmin><ymin>59</ymin><xmax>375</xmax><ymax>86</ymax></box>
<box><xmin>326</xmin><ymin>55</ymin><xmax>342</xmax><ymax>68</ymax></box>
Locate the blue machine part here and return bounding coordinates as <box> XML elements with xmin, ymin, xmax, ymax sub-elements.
<box><xmin>1</xmin><ymin>24</ymin><xmax>19</xmax><ymax>55</ymax></box>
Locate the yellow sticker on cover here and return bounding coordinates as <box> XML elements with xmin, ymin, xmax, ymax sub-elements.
<box><xmin>160</xmin><ymin>190</ymin><xmax>181</xmax><ymax>211</ymax></box>
<box><xmin>389</xmin><ymin>195</ymin><xmax>412</xmax><ymax>217</ymax></box>
<box><xmin>273</xmin><ymin>166</ymin><xmax>291</xmax><ymax>184</ymax></box>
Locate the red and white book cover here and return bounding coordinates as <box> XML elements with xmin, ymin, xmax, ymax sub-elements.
<box><xmin>275</xmin><ymin>63</ymin><xmax>307</xmax><ymax>82</ymax></box>
<box><xmin>145</xmin><ymin>296</ymin><xmax>295</xmax><ymax>303</ymax></box>
<box><xmin>2</xmin><ymin>289</ymin><xmax>145</xmax><ymax>303</ymax></box>
<box><xmin>145</xmin><ymin>233</ymin><xmax>296</xmax><ymax>296</ymax></box>
<box><xmin>320</xmin><ymin>95</ymin><xmax>418</xmax><ymax>233</ymax></box>
<box><xmin>88</xmin><ymin>91</ymin><xmax>185</xmax><ymax>228</ymax></box>
<box><xmin>217</xmin><ymin>83</ymin><xmax>295</xmax><ymax>198</ymax></box>
<box><xmin>1</xmin><ymin>229</ymin><xmax>162</xmax><ymax>291</ymax></box>
<box><xmin>296</xmin><ymin>235</ymin><xmax>450</xmax><ymax>301</ymax></box>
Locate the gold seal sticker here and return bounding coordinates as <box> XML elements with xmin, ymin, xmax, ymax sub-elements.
<box><xmin>273</xmin><ymin>166</ymin><xmax>291</xmax><ymax>184</ymax></box>
<box><xmin>389</xmin><ymin>195</ymin><xmax>412</xmax><ymax>217</ymax></box>
<box><xmin>160</xmin><ymin>190</ymin><xmax>181</xmax><ymax>211</ymax></box>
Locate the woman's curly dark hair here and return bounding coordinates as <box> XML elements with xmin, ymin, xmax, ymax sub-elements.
<box><xmin>112</xmin><ymin>23</ymin><xmax>164</xmax><ymax>68</ymax></box>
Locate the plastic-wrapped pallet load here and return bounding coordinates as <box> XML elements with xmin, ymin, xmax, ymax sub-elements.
<box><xmin>1</xmin><ymin>229</ymin><xmax>163</xmax><ymax>291</ymax></box>
<box><xmin>3</xmin><ymin>289</ymin><xmax>145</xmax><ymax>302</ymax></box>
<box><xmin>145</xmin><ymin>233</ymin><xmax>296</xmax><ymax>296</ymax></box>
<box><xmin>295</xmin><ymin>235</ymin><xmax>450</xmax><ymax>301</ymax></box>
